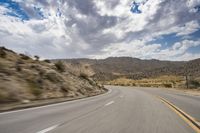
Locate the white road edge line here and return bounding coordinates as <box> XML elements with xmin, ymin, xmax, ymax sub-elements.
<box><xmin>36</xmin><ymin>124</ymin><xmax>59</xmax><ymax>133</ymax></box>
<box><xmin>105</xmin><ymin>101</ymin><xmax>115</xmax><ymax>106</ymax></box>
<box><xmin>0</xmin><ymin>88</ymin><xmax>112</xmax><ymax>115</ymax></box>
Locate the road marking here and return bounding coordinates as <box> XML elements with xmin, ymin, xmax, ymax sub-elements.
<box><xmin>0</xmin><ymin>88</ymin><xmax>112</xmax><ymax>115</ymax></box>
<box><xmin>156</xmin><ymin>96</ymin><xmax>200</xmax><ymax>133</ymax></box>
<box><xmin>36</xmin><ymin>124</ymin><xmax>59</xmax><ymax>133</ymax></box>
<box><xmin>119</xmin><ymin>95</ymin><xmax>124</xmax><ymax>98</ymax></box>
<box><xmin>105</xmin><ymin>101</ymin><xmax>114</xmax><ymax>106</ymax></box>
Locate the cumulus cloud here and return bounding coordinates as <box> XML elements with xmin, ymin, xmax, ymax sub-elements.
<box><xmin>0</xmin><ymin>0</ymin><xmax>200</xmax><ymax>60</ymax></box>
<box><xmin>91</xmin><ymin>39</ymin><xmax>200</xmax><ymax>61</ymax></box>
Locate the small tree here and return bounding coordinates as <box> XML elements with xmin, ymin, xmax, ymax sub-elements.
<box><xmin>34</xmin><ymin>55</ymin><xmax>40</xmax><ymax>61</ymax></box>
<box><xmin>0</xmin><ymin>48</ymin><xmax>6</xmax><ymax>58</ymax></box>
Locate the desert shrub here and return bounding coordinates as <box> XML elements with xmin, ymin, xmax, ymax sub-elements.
<box><xmin>0</xmin><ymin>62</ymin><xmax>5</xmax><ymax>70</ymax></box>
<box><xmin>0</xmin><ymin>48</ymin><xmax>6</xmax><ymax>58</ymax></box>
<box><xmin>0</xmin><ymin>91</ymin><xmax>19</xmax><ymax>103</ymax></box>
<box><xmin>28</xmin><ymin>82</ymin><xmax>42</xmax><ymax>97</ymax></box>
<box><xmin>45</xmin><ymin>72</ymin><xmax>63</xmax><ymax>83</ymax></box>
<box><xmin>88</xmin><ymin>78</ymin><xmax>96</xmax><ymax>85</ymax></box>
<box><xmin>55</xmin><ymin>61</ymin><xmax>65</xmax><ymax>72</ymax></box>
<box><xmin>31</xmin><ymin>87</ymin><xmax>42</xmax><ymax>97</ymax></box>
<box><xmin>20</xmin><ymin>54</ymin><xmax>30</xmax><ymax>60</ymax></box>
<box><xmin>38</xmin><ymin>69</ymin><xmax>46</xmax><ymax>77</ymax></box>
<box><xmin>16</xmin><ymin>59</ymin><xmax>25</xmax><ymax>64</ymax></box>
<box><xmin>189</xmin><ymin>80</ymin><xmax>200</xmax><ymax>89</ymax></box>
<box><xmin>30</xmin><ymin>65</ymin><xmax>36</xmax><ymax>69</ymax></box>
<box><xmin>141</xmin><ymin>84</ymin><xmax>151</xmax><ymax>87</ymax></box>
<box><xmin>15</xmin><ymin>60</ymin><xmax>24</xmax><ymax>72</ymax></box>
<box><xmin>60</xmin><ymin>84</ymin><xmax>70</xmax><ymax>93</ymax></box>
<box><xmin>36</xmin><ymin>78</ymin><xmax>43</xmax><ymax>85</ymax></box>
<box><xmin>16</xmin><ymin>65</ymin><xmax>22</xmax><ymax>72</ymax></box>
<box><xmin>79</xmin><ymin>72</ymin><xmax>89</xmax><ymax>80</ymax></box>
<box><xmin>44</xmin><ymin>59</ymin><xmax>51</xmax><ymax>63</ymax></box>
<box><xmin>0</xmin><ymin>91</ymin><xmax>8</xmax><ymax>103</ymax></box>
<box><xmin>132</xmin><ymin>83</ymin><xmax>136</xmax><ymax>86</ymax></box>
<box><xmin>163</xmin><ymin>83</ymin><xmax>172</xmax><ymax>88</ymax></box>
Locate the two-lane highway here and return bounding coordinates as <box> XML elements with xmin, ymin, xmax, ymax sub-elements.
<box><xmin>0</xmin><ymin>86</ymin><xmax>199</xmax><ymax>133</ymax></box>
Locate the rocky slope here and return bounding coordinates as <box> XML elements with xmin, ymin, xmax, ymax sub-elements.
<box><xmin>0</xmin><ymin>47</ymin><xmax>106</xmax><ymax>104</ymax></box>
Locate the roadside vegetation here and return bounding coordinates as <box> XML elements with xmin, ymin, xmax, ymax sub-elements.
<box><xmin>104</xmin><ymin>75</ymin><xmax>200</xmax><ymax>89</ymax></box>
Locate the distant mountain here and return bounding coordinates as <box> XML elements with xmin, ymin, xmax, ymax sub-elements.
<box><xmin>56</xmin><ymin>57</ymin><xmax>200</xmax><ymax>81</ymax></box>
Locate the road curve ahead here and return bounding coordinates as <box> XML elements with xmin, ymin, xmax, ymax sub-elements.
<box><xmin>0</xmin><ymin>86</ymin><xmax>199</xmax><ymax>133</ymax></box>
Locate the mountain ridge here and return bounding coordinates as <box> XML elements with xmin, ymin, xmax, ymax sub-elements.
<box><xmin>54</xmin><ymin>57</ymin><xmax>200</xmax><ymax>81</ymax></box>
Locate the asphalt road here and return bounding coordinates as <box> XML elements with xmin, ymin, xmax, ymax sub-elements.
<box><xmin>0</xmin><ymin>86</ymin><xmax>199</xmax><ymax>133</ymax></box>
<box><xmin>139</xmin><ymin>87</ymin><xmax>200</xmax><ymax>122</ymax></box>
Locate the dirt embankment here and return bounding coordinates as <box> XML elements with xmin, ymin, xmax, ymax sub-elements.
<box><xmin>0</xmin><ymin>47</ymin><xmax>107</xmax><ymax>111</ymax></box>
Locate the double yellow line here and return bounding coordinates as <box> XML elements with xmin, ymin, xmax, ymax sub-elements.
<box><xmin>156</xmin><ymin>96</ymin><xmax>200</xmax><ymax>133</ymax></box>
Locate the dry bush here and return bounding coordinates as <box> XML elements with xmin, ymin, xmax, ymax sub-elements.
<box><xmin>20</xmin><ymin>54</ymin><xmax>30</xmax><ymax>60</ymax></box>
<box><xmin>188</xmin><ymin>80</ymin><xmax>200</xmax><ymax>89</ymax></box>
<box><xmin>28</xmin><ymin>81</ymin><xmax>42</xmax><ymax>97</ymax></box>
<box><xmin>55</xmin><ymin>61</ymin><xmax>65</xmax><ymax>72</ymax></box>
<box><xmin>45</xmin><ymin>71</ymin><xmax>63</xmax><ymax>83</ymax></box>
<box><xmin>44</xmin><ymin>59</ymin><xmax>51</xmax><ymax>63</ymax></box>
<box><xmin>162</xmin><ymin>83</ymin><xmax>172</xmax><ymax>88</ymax></box>
<box><xmin>0</xmin><ymin>48</ymin><xmax>6</xmax><ymax>58</ymax></box>
<box><xmin>79</xmin><ymin>72</ymin><xmax>89</xmax><ymax>80</ymax></box>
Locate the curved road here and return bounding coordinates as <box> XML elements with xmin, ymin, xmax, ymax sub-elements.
<box><xmin>0</xmin><ymin>86</ymin><xmax>199</xmax><ymax>133</ymax></box>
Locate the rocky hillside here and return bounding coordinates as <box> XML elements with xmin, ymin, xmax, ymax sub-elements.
<box><xmin>0</xmin><ymin>47</ymin><xmax>106</xmax><ymax>104</ymax></box>
<box><xmin>57</xmin><ymin>57</ymin><xmax>200</xmax><ymax>81</ymax></box>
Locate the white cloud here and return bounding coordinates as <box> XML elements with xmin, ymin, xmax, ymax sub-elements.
<box><xmin>0</xmin><ymin>0</ymin><xmax>200</xmax><ymax>60</ymax></box>
<box><xmin>91</xmin><ymin>39</ymin><xmax>200</xmax><ymax>61</ymax></box>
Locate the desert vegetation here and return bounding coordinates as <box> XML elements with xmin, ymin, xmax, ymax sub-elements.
<box><xmin>0</xmin><ymin>47</ymin><xmax>106</xmax><ymax>105</ymax></box>
<box><xmin>104</xmin><ymin>75</ymin><xmax>200</xmax><ymax>89</ymax></box>
<box><xmin>60</xmin><ymin>57</ymin><xmax>200</xmax><ymax>90</ymax></box>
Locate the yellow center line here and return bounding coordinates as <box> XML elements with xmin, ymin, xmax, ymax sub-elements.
<box><xmin>155</xmin><ymin>96</ymin><xmax>200</xmax><ymax>133</ymax></box>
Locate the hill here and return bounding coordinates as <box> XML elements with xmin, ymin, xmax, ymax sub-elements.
<box><xmin>56</xmin><ymin>57</ymin><xmax>200</xmax><ymax>80</ymax></box>
<box><xmin>55</xmin><ymin>57</ymin><xmax>200</xmax><ymax>88</ymax></box>
<box><xmin>0</xmin><ymin>47</ymin><xmax>106</xmax><ymax>105</ymax></box>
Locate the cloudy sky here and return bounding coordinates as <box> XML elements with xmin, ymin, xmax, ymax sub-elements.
<box><xmin>0</xmin><ymin>0</ymin><xmax>200</xmax><ymax>60</ymax></box>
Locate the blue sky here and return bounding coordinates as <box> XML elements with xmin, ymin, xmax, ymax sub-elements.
<box><xmin>0</xmin><ymin>0</ymin><xmax>200</xmax><ymax>61</ymax></box>
<box><xmin>0</xmin><ymin>0</ymin><xmax>29</xmax><ymax>20</ymax></box>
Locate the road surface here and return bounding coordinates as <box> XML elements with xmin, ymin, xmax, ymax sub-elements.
<box><xmin>0</xmin><ymin>85</ymin><xmax>199</xmax><ymax>133</ymax></box>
